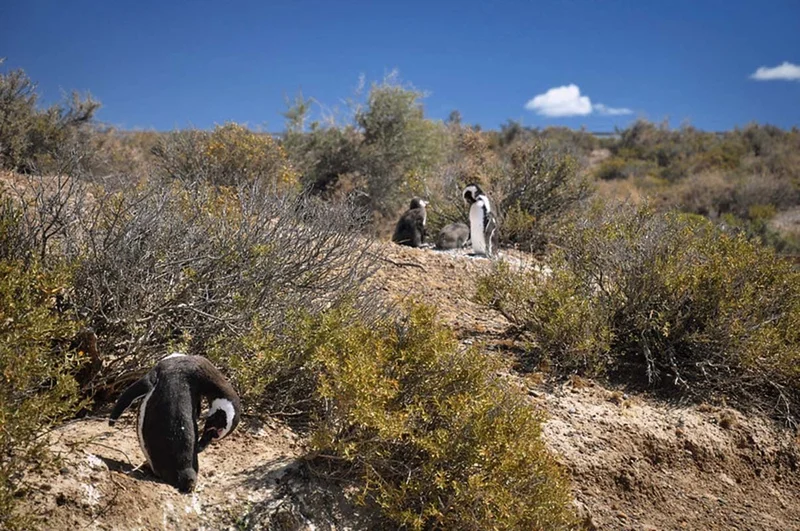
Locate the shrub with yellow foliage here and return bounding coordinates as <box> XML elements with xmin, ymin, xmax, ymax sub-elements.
<box><xmin>0</xmin><ymin>258</ymin><xmax>84</xmax><ymax>530</ymax></box>
<box><xmin>153</xmin><ymin>122</ymin><xmax>299</xmax><ymax>191</ymax></box>
<box><xmin>215</xmin><ymin>303</ymin><xmax>576</xmax><ymax>531</ymax></box>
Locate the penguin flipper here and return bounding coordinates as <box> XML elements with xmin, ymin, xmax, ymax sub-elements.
<box><xmin>109</xmin><ymin>374</ymin><xmax>154</xmax><ymax>426</ymax></box>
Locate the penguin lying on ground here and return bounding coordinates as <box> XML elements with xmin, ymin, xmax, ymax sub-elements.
<box><xmin>109</xmin><ymin>353</ymin><xmax>240</xmax><ymax>493</ymax></box>
<box><xmin>435</xmin><ymin>222</ymin><xmax>470</xmax><ymax>250</ymax></box>
<box><xmin>392</xmin><ymin>198</ymin><xmax>429</xmax><ymax>248</ymax></box>
<box><xmin>462</xmin><ymin>184</ymin><xmax>498</xmax><ymax>257</ymax></box>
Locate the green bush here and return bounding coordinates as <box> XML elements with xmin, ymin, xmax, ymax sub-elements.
<box><xmin>476</xmin><ymin>261</ymin><xmax>612</xmax><ymax>376</ymax></box>
<box><xmin>215</xmin><ymin>303</ymin><xmax>576</xmax><ymax>530</ymax></box>
<box><xmin>477</xmin><ymin>203</ymin><xmax>800</xmax><ymax>421</ymax></box>
<box><xmin>0</xmin><ymin>60</ymin><xmax>99</xmax><ymax>174</ymax></box>
<box><xmin>281</xmin><ymin>74</ymin><xmax>450</xmax><ymax>230</ymax></box>
<box><xmin>357</xmin><ymin>76</ymin><xmax>449</xmax><ymax>212</ymax></box>
<box><xmin>0</xmin><ymin>258</ymin><xmax>84</xmax><ymax>530</ymax></box>
<box><xmin>593</xmin><ymin>157</ymin><xmax>628</xmax><ymax>181</ymax></box>
<box><xmin>284</xmin><ymin>124</ymin><xmax>363</xmax><ymax>196</ymax></box>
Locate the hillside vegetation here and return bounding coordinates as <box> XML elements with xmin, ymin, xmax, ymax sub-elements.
<box><xmin>1</xmin><ymin>62</ymin><xmax>799</xmax><ymax>530</ymax></box>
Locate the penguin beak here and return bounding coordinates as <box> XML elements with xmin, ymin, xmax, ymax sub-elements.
<box><xmin>198</xmin><ymin>427</ymin><xmax>221</xmax><ymax>452</ymax></box>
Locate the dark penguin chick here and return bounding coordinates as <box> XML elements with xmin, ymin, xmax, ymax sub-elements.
<box><xmin>462</xmin><ymin>184</ymin><xmax>498</xmax><ymax>257</ymax></box>
<box><xmin>435</xmin><ymin>222</ymin><xmax>470</xmax><ymax>250</ymax></box>
<box><xmin>392</xmin><ymin>198</ymin><xmax>429</xmax><ymax>248</ymax></box>
<box><xmin>109</xmin><ymin>353</ymin><xmax>240</xmax><ymax>493</ymax></box>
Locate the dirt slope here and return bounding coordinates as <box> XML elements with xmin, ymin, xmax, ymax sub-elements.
<box><xmin>371</xmin><ymin>244</ymin><xmax>800</xmax><ymax>530</ymax></box>
<box><xmin>21</xmin><ymin>242</ymin><xmax>800</xmax><ymax>530</ymax></box>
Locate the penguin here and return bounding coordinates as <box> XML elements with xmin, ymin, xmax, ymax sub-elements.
<box><xmin>462</xmin><ymin>184</ymin><xmax>498</xmax><ymax>257</ymax></box>
<box><xmin>392</xmin><ymin>198</ymin><xmax>429</xmax><ymax>248</ymax></box>
<box><xmin>435</xmin><ymin>222</ymin><xmax>470</xmax><ymax>250</ymax></box>
<box><xmin>108</xmin><ymin>353</ymin><xmax>240</xmax><ymax>493</ymax></box>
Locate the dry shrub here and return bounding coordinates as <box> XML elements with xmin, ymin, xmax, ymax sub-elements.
<box><xmin>477</xmin><ymin>202</ymin><xmax>800</xmax><ymax>423</ymax></box>
<box><xmin>495</xmin><ymin>141</ymin><xmax>592</xmax><ymax>252</ymax></box>
<box><xmin>0</xmin><ymin>173</ymin><xmax>91</xmax><ymax>265</ymax></box>
<box><xmin>218</xmin><ymin>303</ymin><xmax>576</xmax><ymax>530</ymax></box>
<box><xmin>2</xmin><ymin>163</ymin><xmax>374</xmax><ymax>395</ymax></box>
<box><xmin>83</xmin><ymin>129</ymin><xmax>159</xmax><ymax>184</ymax></box>
<box><xmin>65</xmin><ymin>180</ymin><xmax>374</xmax><ymax>392</ymax></box>
<box><xmin>735</xmin><ymin>172</ymin><xmax>799</xmax><ymax>216</ymax></box>
<box><xmin>593</xmin><ymin>176</ymin><xmax>646</xmax><ymax>205</ymax></box>
<box><xmin>663</xmin><ymin>171</ymin><xmax>736</xmax><ymax>218</ymax></box>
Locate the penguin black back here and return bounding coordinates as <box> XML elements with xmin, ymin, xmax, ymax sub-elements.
<box><xmin>109</xmin><ymin>354</ymin><xmax>240</xmax><ymax>492</ymax></box>
<box><xmin>392</xmin><ymin>198</ymin><xmax>429</xmax><ymax>248</ymax></box>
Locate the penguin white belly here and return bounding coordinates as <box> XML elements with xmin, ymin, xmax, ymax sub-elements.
<box><xmin>469</xmin><ymin>203</ymin><xmax>487</xmax><ymax>255</ymax></box>
<box><xmin>137</xmin><ymin>385</ymin><xmax>157</xmax><ymax>469</ymax></box>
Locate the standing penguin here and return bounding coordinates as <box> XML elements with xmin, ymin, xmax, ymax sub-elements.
<box><xmin>462</xmin><ymin>184</ymin><xmax>498</xmax><ymax>257</ymax></box>
<box><xmin>392</xmin><ymin>198</ymin><xmax>429</xmax><ymax>248</ymax></box>
<box><xmin>108</xmin><ymin>353</ymin><xmax>240</xmax><ymax>493</ymax></box>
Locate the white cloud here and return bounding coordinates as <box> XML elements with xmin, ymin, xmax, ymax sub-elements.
<box><xmin>593</xmin><ymin>103</ymin><xmax>633</xmax><ymax>116</ymax></box>
<box><xmin>525</xmin><ymin>84</ymin><xmax>592</xmax><ymax>117</ymax></box>
<box><xmin>750</xmin><ymin>61</ymin><xmax>800</xmax><ymax>81</ymax></box>
<box><xmin>525</xmin><ymin>84</ymin><xmax>632</xmax><ymax>117</ymax></box>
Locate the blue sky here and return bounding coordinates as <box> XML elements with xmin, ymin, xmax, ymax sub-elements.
<box><xmin>2</xmin><ymin>0</ymin><xmax>799</xmax><ymax>132</ymax></box>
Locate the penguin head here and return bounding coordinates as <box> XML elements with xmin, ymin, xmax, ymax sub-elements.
<box><xmin>409</xmin><ymin>198</ymin><xmax>428</xmax><ymax>210</ymax></box>
<box><xmin>462</xmin><ymin>184</ymin><xmax>484</xmax><ymax>205</ymax></box>
<box><xmin>198</xmin><ymin>398</ymin><xmax>239</xmax><ymax>452</ymax></box>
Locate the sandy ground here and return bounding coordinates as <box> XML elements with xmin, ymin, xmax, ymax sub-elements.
<box><xmin>19</xmin><ymin>241</ymin><xmax>800</xmax><ymax>530</ymax></box>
